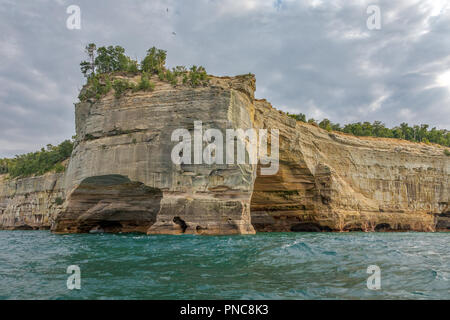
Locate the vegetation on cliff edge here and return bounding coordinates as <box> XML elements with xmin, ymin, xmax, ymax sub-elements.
<box><xmin>0</xmin><ymin>140</ymin><xmax>74</xmax><ymax>178</ymax></box>
<box><xmin>79</xmin><ymin>44</ymin><xmax>209</xmax><ymax>101</ymax></box>
<box><xmin>287</xmin><ymin>113</ymin><xmax>450</xmax><ymax>148</ymax></box>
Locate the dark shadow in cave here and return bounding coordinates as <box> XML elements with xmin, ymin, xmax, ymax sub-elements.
<box><xmin>53</xmin><ymin>174</ymin><xmax>162</xmax><ymax>233</ymax></box>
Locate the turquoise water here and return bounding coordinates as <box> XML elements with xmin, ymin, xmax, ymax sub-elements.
<box><xmin>0</xmin><ymin>231</ymin><xmax>448</xmax><ymax>300</ymax></box>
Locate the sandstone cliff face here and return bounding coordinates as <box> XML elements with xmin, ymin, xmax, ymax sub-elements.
<box><xmin>0</xmin><ymin>173</ymin><xmax>64</xmax><ymax>230</ymax></box>
<box><xmin>250</xmin><ymin>100</ymin><xmax>449</xmax><ymax>232</ymax></box>
<box><xmin>55</xmin><ymin>75</ymin><xmax>258</xmax><ymax>234</ymax></box>
<box><xmin>1</xmin><ymin>74</ymin><xmax>449</xmax><ymax>233</ymax></box>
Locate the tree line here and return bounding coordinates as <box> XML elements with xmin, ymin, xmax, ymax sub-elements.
<box><xmin>287</xmin><ymin>112</ymin><xmax>450</xmax><ymax>148</ymax></box>
<box><xmin>78</xmin><ymin>44</ymin><xmax>208</xmax><ymax>101</ymax></box>
<box><xmin>0</xmin><ymin>140</ymin><xmax>74</xmax><ymax>178</ymax></box>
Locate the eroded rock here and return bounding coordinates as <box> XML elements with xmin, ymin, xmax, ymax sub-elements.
<box><xmin>1</xmin><ymin>74</ymin><xmax>448</xmax><ymax>234</ymax></box>
<box><xmin>53</xmin><ymin>174</ymin><xmax>162</xmax><ymax>233</ymax></box>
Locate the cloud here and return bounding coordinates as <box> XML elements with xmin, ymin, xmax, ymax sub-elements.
<box><xmin>0</xmin><ymin>0</ymin><xmax>449</xmax><ymax>157</ymax></box>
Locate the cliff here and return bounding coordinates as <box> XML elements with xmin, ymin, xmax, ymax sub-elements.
<box><xmin>1</xmin><ymin>74</ymin><xmax>449</xmax><ymax>233</ymax></box>
<box><xmin>0</xmin><ymin>173</ymin><xmax>64</xmax><ymax>229</ymax></box>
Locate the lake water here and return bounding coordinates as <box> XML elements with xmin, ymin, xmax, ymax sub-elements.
<box><xmin>0</xmin><ymin>231</ymin><xmax>448</xmax><ymax>299</ymax></box>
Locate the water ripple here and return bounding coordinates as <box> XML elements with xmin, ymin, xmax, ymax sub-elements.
<box><xmin>0</xmin><ymin>231</ymin><xmax>448</xmax><ymax>299</ymax></box>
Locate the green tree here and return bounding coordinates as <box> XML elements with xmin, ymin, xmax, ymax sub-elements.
<box><xmin>80</xmin><ymin>43</ymin><xmax>97</xmax><ymax>78</ymax></box>
<box><xmin>135</xmin><ymin>73</ymin><xmax>155</xmax><ymax>91</ymax></box>
<box><xmin>94</xmin><ymin>45</ymin><xmax>129</xmax><ymax>73</ymax></box>
<box><xmin>2</xmin><ymin>140</ymin><xmax>74</xmax><ymax>178</ymax></box>
<box><xmin>287</xmin><ymin>113</ymin><xmax>306</xmax><ymax>122</ymax></box>
<box><xmin>319</xmin><ymin>119</ymin><xmax>333</xmax><ymax>132</ymax></box>
<box><xmin>141</xmin><ymin>47</ymin><xmax>167</xmax><ymax>74</ymax></box>
<box><xmin>112</xmin><ymin>78</ymin><xmax>135</xmax><ymax>98</ymax></box>
<box><xmin>188</xmin><ymin>65</ymin><xmax>208</xmax><ymax>87</ymax></box>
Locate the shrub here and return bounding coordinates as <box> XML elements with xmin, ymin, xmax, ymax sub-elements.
<box><xmin>188</xmin><ymin>65</ymin><xmax>208</xmax><ymax>87</ymax></box>
<box><xmin>54</xmin><ymin>163</ymin><xmax>66</xmax><ymax>173</ymax></box>
<box><xmin>85</xmin><ymin>134</ymin><xmax>95</xmax><ymax>141</ymax></box>
<box><xmin>126</xmin><ymin>58</ymin><xmax>139</xmax><ymax>73</ymax></box>
<box><xmin>55</xmin><ymin>197</ymin><xmax>64</xmax><ymax>205</ymax></box>
<box><xmin>173</xmin><ymin>66</ymin><xmax>187</xmax><ymax>76</ymax></box>
<box><xmin>112</xmin><ymin>78</ymin><xmax>135</xmax><ymax>98</ymax></box>
<box><xmin>287</xmin><ymin>113</ymin><xmax>306</xmax><ymax>122</ymax></box>
<box><xmin>0</xmin><ymin>158</ymin><xmax>11</xmax><ymax>174</ymax></box>
<box><xmin>135</xmin><ymin>73</ymin><xmax>155</xmax><ymax>92</ymax></box>
<box><xmin>236</xmin><ymin>73</ymin><xmax>254</xmax><ymax>79</ymax></box>
<box><xmin>158</xmin><ymin>70</ymin><xmax>165</xmax><ymax>81</ymax></box>
<box><xmin>164</xmin><ymin>69</ymin><xmax>177</xmax><ymax>86</ymax></box>
<box><xmin>78</xmin><ymin>74</ymin><xmax>112</xmax><ymax>102</ymax></box>
<box><xmin>319</xmin><ymin>119</ymin><xmax>333</xmax><ymax>132</ymax></box>
<box><xmin>444</xmin><ymin>149</ymin><xmax>450</xmax><ymax>156</ymax></box>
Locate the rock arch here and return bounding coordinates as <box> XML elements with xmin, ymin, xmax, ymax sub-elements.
<box><xmin>52</xmin><ymin>174</ymin><xmax>162</xmax><ymax>233</ymax></box>
<box><xmin>250</xmin><ymin>162</ymin><xmax>321</xmax><ymax>232</ymax></box>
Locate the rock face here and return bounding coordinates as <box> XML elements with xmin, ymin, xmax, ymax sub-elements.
<box><xmin>53</xmin><ymin>174</ymin><xmax>162</xmax><ymax>233</ymax></box>
<box><xmin>250</xmin><ymin>100</ymin><xmax>449</xmax><ymax>232</ymax></box>
<box><xmin>59</xmin><ymin>75</ymin><xmax>258</xmax><ymax>234</ymax></box>
<box><xmin>0</xmin><ymin>173</ymin><xmax>64</xmax><ymax>230</ymax></box>
<box><xmin>1</xmin><ymin>74</ymin><xmax>449</xmax><ymax>233</ymax></box>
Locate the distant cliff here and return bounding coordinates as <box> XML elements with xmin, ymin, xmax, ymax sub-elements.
<box><xmin>1</xmin><ymin>74</ymin><xmax>449</xmax><ymax>233</ymax></box>
<box><xmin>0</xmin><ymin>173</ymin><xmax>64</xmax><ymax>229</ymax></box>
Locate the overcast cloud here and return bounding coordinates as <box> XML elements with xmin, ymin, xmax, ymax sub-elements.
<box><xmin>0</xmin><ymin>0</ymin><xmax>449</xmax><ymax>157</ymax></box>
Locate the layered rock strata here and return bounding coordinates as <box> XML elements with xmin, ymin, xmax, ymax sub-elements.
<box><xmin>0</xmin><ymin>74</ymin><xmax>448</xmax><ymax>233</ymax></box>
<box><xmin>0</xmin><ymin>173</ymin><xmax>64</xmax><ymax>230</ymax></box>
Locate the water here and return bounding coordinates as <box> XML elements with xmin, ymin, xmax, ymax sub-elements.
<box><xmin>0</xmin><ymin>231</ymin><xmax>448</xmax><ymax>300</ymax></box>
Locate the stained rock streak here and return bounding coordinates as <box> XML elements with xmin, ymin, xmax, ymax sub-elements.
<box><xmin>0</xmin><ymin>74</ymin><xmax>448</xmax><ymax>233</ymax></box>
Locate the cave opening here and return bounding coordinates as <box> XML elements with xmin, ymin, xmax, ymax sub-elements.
<box><xmin>250</xmin><ymin>163</ymin><xmax>318</xmax><ymax>232</ymax></box>
<box><xmin>53</xmin><ymin>174</ymin><xmax>162</xmax><ymax>233</ymax></box>
<box><xmin>374</xmin><ymin>223</ymin><xmax>392</xmax><ymax>231</ymax></box>
<box><xmin>173</xmin><ymin>216</ymin><xmax>188</xmax><ymax>233</ymax></box>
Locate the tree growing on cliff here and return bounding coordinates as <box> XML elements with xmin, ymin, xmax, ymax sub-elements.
<box><xmin>1</xmin><ymin>140</ymin><xmax>74</xmax><ymax>178</ymax></box>
<box><xmin>287</xmin><ymin>112</ymin><xmax>306</xmax><ymax>122</ymax></box>
<box><xmin>319</xmin><ymin>119</ymin><xmax>333</xmax><ymax>132</ymax></box>
<box><xmin>188</xmin><ymin>65</ymin><xmax>208</xmax><ymax>87</ymax></box>
<box><xmin>80</xmin><ymin>43</ymin><xmax>97</xmax><ymax>78</ymax></box>
<box><xmin>132</xmin><ymin>72</ymin><xmax>153</xmax><ymax>92</ymax></box>
<box><xmin>288</xmin><ymin>113</ymin><xmax>450</xmax><ymax>147</ymax></box>
<box><xmin>0</xmin><ymin>159</ymin><xmax>11</xmax><ymax>174</ymax></box>
<box><xmin>141</xmin><ymin>47</ymin><xmax>167</xmax><ymax>74</ymax></box>
<box><xmin>94</xmin><ymin>45</ymin><xmax>129</xmax><ymax>73</ymax></box>
<box><xmin>81</xmin><ymin>44</ymin><xmax>140</xmax><ymax>76</ymax></box>
<box><xmin>79</xmin><ymin>44</ymin><xmax>210</xmax><ymax>93</ymax></box>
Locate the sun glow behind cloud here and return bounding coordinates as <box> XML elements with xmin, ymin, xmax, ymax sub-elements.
<box><xmin>436</xmin><ymin>71</ymin><xmax>450</xmax><ymax>90</ymax></box>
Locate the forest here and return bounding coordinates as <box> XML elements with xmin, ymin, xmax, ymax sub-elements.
<box><xmin>0</xmin><ymin>140</ymin><xmax>73</xmax><ymax>178</ymax></box>
<box><xmin>287</xmin><ymin>113</ymin><xmax>450</xmax><ymax>148</ymax></box>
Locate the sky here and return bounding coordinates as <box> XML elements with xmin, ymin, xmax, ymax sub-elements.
<box><xmin>0</xmin><ymin>0</ymin><xmax>449</xmax><ymax>158</ymax></box>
